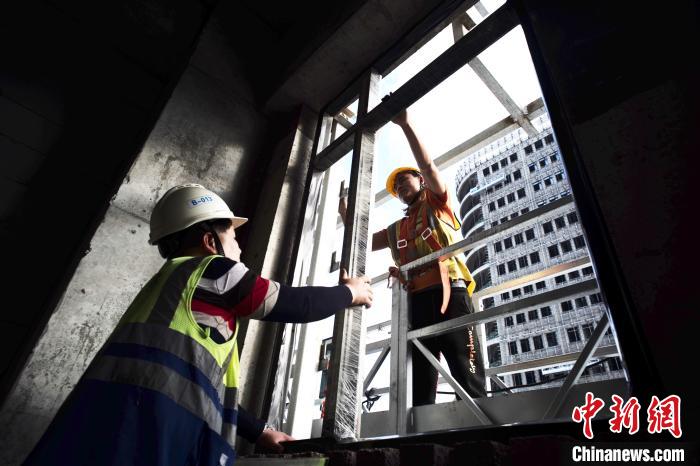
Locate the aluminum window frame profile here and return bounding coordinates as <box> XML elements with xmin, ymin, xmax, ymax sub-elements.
<box><xmin>276</xmin><ymin>0</ymin><xmax>645</xmax><ymax>441</ymax></box>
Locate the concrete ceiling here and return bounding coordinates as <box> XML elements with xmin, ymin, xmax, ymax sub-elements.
<box><xmin>227</xmin><ymin>0</ymin><xmax>447</xmax><ymax>113</ymax></box>
<box><xmin>264</xmin><ymin>0</ymin><xmax>446</xmax><ymax>113</ymax></box>
<box><xmin>221</xmin><ymin>0</ymin><xmax>369</xmax><ymax>109</ymax></box>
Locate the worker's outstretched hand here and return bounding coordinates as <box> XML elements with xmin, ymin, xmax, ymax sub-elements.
<box><xmin>340</xmin><ymin>268</ymin><xmax>373</xmax><ymax>307</ymax></box>
<box><xmin>256</xmin><ymin>428</ymin><xmax>295</xmax><ymax>453</ymax></box>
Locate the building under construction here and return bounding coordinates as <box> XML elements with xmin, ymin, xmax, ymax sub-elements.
<box><xmin>1</xmin><ymin>0</ymin><xmax>697</xmax><ymax>465</ymax></box>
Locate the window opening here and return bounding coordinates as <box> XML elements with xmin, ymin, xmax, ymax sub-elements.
<box><xmin>285</xmin><ymin>0</ymin><xmax>628</xmax><ymax>441</ymax></box>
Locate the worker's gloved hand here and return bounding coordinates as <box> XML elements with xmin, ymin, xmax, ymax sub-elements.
<box><xmin>256</xmin><ymin>428</ymin><xmax>295</xmax><ymax>453</ymax></box>
<box><xmin>337</xmin><ymin>195</ymin><xmax>348</xmax><ymax>224</ymax></box>
<box><xmin>387</xmin><ymin>266</ymin><xmax>409</xmax><ymax>290</ymax></box>
<box><xmin>390</xmin><ymin>108</ymin><xmax>409</xmax><ymax>127</ymax></box>
<box><xmin>340</xmin><ymin>268</ymin><xmax>373</xmax><ymax>307</ymax></box>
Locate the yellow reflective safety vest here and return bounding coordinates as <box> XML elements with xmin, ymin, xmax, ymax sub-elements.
<box><xmin>113</xmin><ymin>256</ymin><xmax>239</xmax><ymax>436</ymax></box>
<box><xmin>108</xmin><ymin>255</ymin><xmax>241</xmax><ymax>442</ymax></box>
<box><xmin>26</xmin><ymin>256</ymin><xmax>241</xmax><ymax>466</ymax></box>
<box><xmin>386</xmin><ymin>192</ymin><xmax>476</xmax><ymax>297</ymax></box>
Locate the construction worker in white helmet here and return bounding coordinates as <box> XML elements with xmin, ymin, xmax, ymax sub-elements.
<box><xmin>25</xmin><ymin>184</ymin><xmax>373</xmax><ymax>466</ymax></box>
<box><xmin>343</xmin><ymin>107</ymin><xmax>485</xmax><ymax>406</ymax></box>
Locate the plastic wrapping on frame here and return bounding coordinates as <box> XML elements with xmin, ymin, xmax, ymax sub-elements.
<box><xmin>326</xmin><ymin>131</ymin><xmax>373</xmax><ymax>440</ymax></box>
<box><xmin>329</xmin><ymin>307</ymin><xmax>365</xmax><ymax>440</ymax></box>
<box><xmin>266</xmin><ymin>322</ymin><xmax>297</xmax><ymax>430</ymax></box>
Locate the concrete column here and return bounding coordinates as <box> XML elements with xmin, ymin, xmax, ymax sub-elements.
<box><xmin>237</xmin><ymin>105</ymin><xmax>319</xmax><ymax>435</ymax></box>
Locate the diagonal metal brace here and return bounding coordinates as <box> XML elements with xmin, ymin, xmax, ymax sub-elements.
<box><xmin>411</xmin><ymin>339</ymin><xmax>492</xmax><ymax>425</ymax></box>
<box><xmin>542</xmin><ymin>313</ymin><xmax>611</xmax><ymax>420</ymax></box>
<box><xmin>489</xmin><ymin>375</ymin><xmax>512</xmax><ymax>394</ymax></box>
<box><xmin>363</xmin><ymin>345</ymin><xmax>390</xmax><ymax>393</ymax></box>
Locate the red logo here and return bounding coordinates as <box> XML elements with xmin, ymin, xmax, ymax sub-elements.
<box><xmin>573</xmin><ymin>393</ymin><xmax>683</xmax><ymax>439</ymax></box>
<box><xmin>609</xmin><ymin>394</ymin><xmax>640</xmax><ymax>434</ymax></box>
<box><xmin>572</xmin><ymin>391</ymin><xmax>605</xmax><ymax>439</ymax></box>
<box><xmin>647</xmin><ymin>395</ymin><xmax>682</xmax><ymax>438</ymax></box>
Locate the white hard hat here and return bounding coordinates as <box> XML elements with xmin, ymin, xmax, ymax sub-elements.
<box><xmin>148</xmin><ymin>183</ymin><xmax>247</xmax><ymax>245</ymax></box>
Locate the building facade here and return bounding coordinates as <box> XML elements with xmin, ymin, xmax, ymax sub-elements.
<box><xmin>454</xmin><ymin>119</ymin><xmax>626</xmax><ymax>393</ymax></box>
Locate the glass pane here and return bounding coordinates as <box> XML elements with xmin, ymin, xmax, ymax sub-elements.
<box><xmin>340</xmin><ymin>99</ymin><xmax>359</xmax><ymax>125</ymax></box>
<box><xmin>361</xmin><ymin>282</ymin><xmax>392</xmax><ymax>413</ymax></box>
<box><xmin>283</xmin><ymin>151</ymin><xmax>353</xmax><ymax>439</ymax></box>
<box><xmin>315</xmin><ymin>99</ymin><xmax>358</xmax><ymax>154</ymax></box>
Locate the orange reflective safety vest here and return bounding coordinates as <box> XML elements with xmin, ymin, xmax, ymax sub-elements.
<box><xmin>386</xmin><ymin>190</ymin><xmax>476</xmax><ymax>313</ymax></box>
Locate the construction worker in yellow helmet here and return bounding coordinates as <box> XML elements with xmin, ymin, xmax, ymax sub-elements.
<box><xmin>25</xmin><ymin>184</ymin><xmax>373</xmax><ymax>466</ymax></box>
<box><xmin>372</xmin><ymin>108</ymin><xmax>486</xmax><ymax>405</ymax></box>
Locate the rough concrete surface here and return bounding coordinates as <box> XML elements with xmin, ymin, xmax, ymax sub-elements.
<box><xmin>0</xmin><ymin>206</ymin><xmax>163</xmax><ymax>465</ymax></box>
<box><xmin>237</xmin><ymin>106</ymin><xmax>318</xmax><ymax>436</ymax></box>
<box><xmin>0</xmin><ymin>20</ymin><xmax>268</xmax><ymax>463</ymax></box>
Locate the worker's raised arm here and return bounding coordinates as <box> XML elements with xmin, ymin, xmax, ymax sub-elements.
<box><xmin>392</xmin><ymin>109</ymin><xmax>447</xmax><ymax>198</ymax></box>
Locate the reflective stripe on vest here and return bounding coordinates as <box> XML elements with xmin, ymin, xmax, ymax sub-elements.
<box><xmin>222</xmin><ymin>386</ymin><xmax>238</xmax><ymax>445</ymax></box>
<box><xmin>387</xmin><ymin>202</ymin><xmax>447</xmax><ymax>263</ymax></box>
<box><xmin>83</xmin><ymin>255</ymin><xmax>240</xmax><ymax>447</ymax></box>
<box><xmin>387</xmin><ymin>201</ymin><xmax>476</xmax><ymax>295</ymax></box>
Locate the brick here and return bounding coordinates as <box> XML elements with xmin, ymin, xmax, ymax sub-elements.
<box><xmin>451</xmin><ymin>440</ymin><xmax>510</xmax><ymax>466</ymax></box>
<box><xmin>327</xmin><ymin>449</ymin><xmax>356</xmax><ymax>466</ymax></box>
<box><xmin>400</xmin><ymin>443</ymin><xmax>452</xmax><ymax>466</ymax></box>
<box><xmin>357</xmin><ymin>448</ymin><xmax>400</xmax><ymax>466</ymax></box>
<box><xmin>509</xmin><ymin>435</ymin><xmax>576</xmax><ymax>466</ymax></box>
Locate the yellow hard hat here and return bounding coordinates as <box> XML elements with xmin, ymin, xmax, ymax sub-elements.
<box><xmin>385</xmin><ymin>166</ymin><xmax>421</xmax><ymax>197</ymax></box>
<box><xmin>149</xmin><ymin>184</ymin><xmax>247</xmax><ymax>244</ymax></box>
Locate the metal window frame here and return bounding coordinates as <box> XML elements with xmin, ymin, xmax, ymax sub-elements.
<box><xmin>304</xmin><ymin>2</ymin><xmax>522</xmax><ymax>440</ymax></box>
<box><xmin>321</xmin><ymin>70</ymin><xmax>379</xmax><ymax>441</ymax></box>
<box><xmin>278</xmin><ymin>0</ymin><xmax>644</xmax><ymax>441</ymax></box>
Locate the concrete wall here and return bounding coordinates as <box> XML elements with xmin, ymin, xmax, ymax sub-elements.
<box><xmin>0</xmin><ymin>6</ymin><xmax>277</xmax><ymax>464</ymax></box>
<box><xmin>518</xmin><ymin>0</ymin><xmax>699</xmax><ymax>436</ymax></box>
<box><xmin>0</xmin><ymin>0</ymin><xmax>211</xmax><ymax>412</ymax></box>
